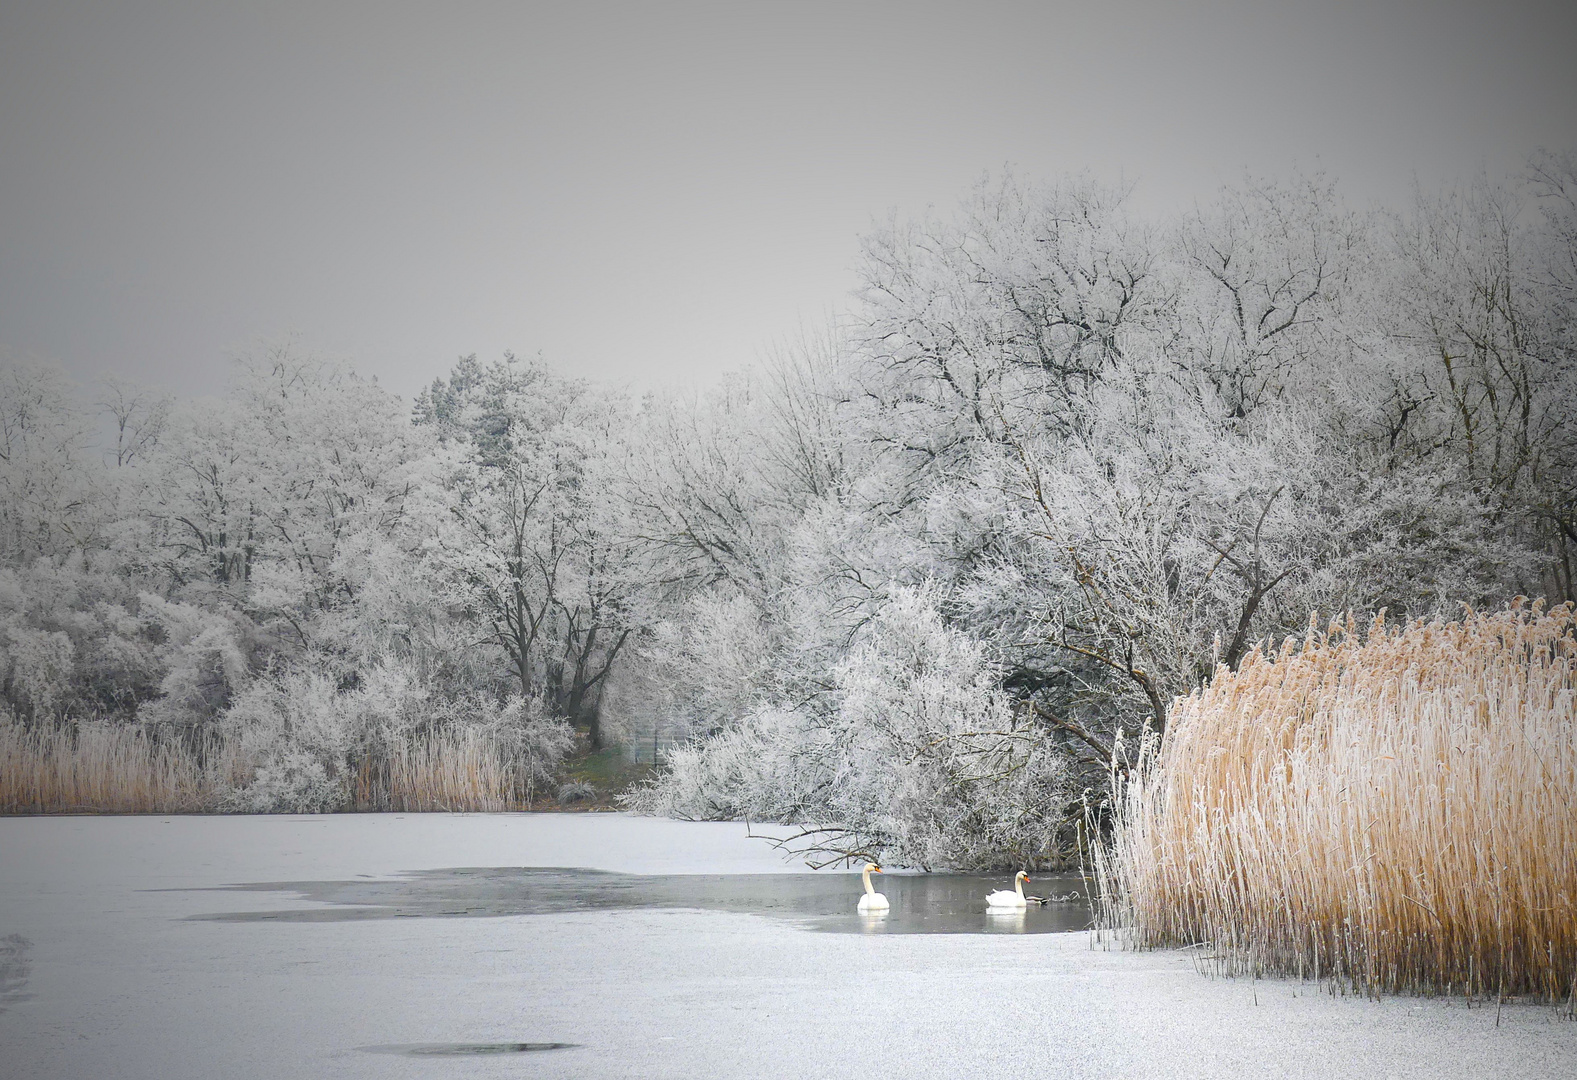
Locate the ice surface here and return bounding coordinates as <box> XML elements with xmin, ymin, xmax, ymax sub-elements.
<box><xmin>2</xmin><ymin>813</ymin><xmax>1574</xmax><ymax>1079</ymax></box>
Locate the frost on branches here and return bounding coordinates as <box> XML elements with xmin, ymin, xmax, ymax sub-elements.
<box><xmin>3</xmin><ymin>153</ymin><xmax>1575</xmax><ymax>854</ymax></box>
<box><xmin>631</xmin><ymin>588</ymin><xmax>1075</xmax><ymax>870</ymax></box>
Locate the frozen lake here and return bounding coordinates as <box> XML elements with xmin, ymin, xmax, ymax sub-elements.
<box><xmin>2</xmin><ymin>813</ymin><xmax>1574</xmax><ymax>1079</ymax></box>
<box><xmin>189</xmin><ymin>866</ymin><xmax>1092</xmax><ymax>934</ymax></box>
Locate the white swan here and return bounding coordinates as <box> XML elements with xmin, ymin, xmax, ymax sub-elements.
<box><xmin>986</xmin><ymin>870</ymin><xmax>1030</xmax><ymax>910</ymax></box>
<box><xmin>857</xmin><ymin>863</ymin><xmax>889</xmax><ymax>914</ymax></box>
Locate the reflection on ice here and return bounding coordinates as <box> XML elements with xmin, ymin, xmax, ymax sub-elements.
<box><xmin>984</xmin><ymin>908</ymin><xmax>1030</xmax><ymax>935</ymax></box>
<box><xmin>187</xmin><ymin>867</ymin><xmax>1092</xmax><ymax>934</ymax></box>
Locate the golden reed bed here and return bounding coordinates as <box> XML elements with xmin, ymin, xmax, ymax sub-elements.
<box><xmin>1094</xmin><ymin>602</ymin><xmax>1577</xmax><ymax>1007</ymax></box>
<box><xmin>0</xmin><ymin>723</ymin><xmax>534</xmax><ymax>814</ymax></box>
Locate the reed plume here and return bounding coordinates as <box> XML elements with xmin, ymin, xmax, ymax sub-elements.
<box><xmin>1094</xmin><ymin>601</ymin><xmax>1577</xmax><ymax>1004</ymax></box>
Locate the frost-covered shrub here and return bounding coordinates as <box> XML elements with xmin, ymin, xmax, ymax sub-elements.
<box><xmin>556</xmin><ymin>780</ymin><xmax>596</xmax><ymax>805</ymax></box>
<box><xmin>636</xmin><ymin>707</ymin><xmax>809</xmax><ymax>822</ymax></box>
<box><xmin>214</xmin><ymin>661</ymin><xmax>370</xmax><ymax>812</ymax></box>
<box><xmin>632</xmin><ymin>587</ymin><xmax>1076</xmax><ymax>869</ymax></box>
<box><xmin>0</xmin><ymin>563</ymin><xmax>166</xmax><ymax>724</ymax></box>
<box><xmin>215</xmin><ymin>658</ymin><xmax>578</xmax><ymax>812</ymax></box>
<box><xmin>0</xmin><ymin>623</ymin><xmax>76</xmax><ymax>720</ymax></box>
<box><xmin>482</xmin><ymin>693</ymin><xmax>576</xmax><ymax>799</ymax></box>
<box><xmin>826</xmin><ymin>589</ymin><xmax>1075</xmax><ymax>868</ymax></box>
<box><xmin>135</xmin><ymin>595</ymin><xmax>254</xmax><ymax>731</ymax></box>
<box><xmin>638</xmin><ymin>592</ymin><xmax>781</xmax><ymax>742</ymax></box>
<box><xmin>219</xmin><ymin>747</ymin><xmax>343</xmax><ymax>814</ymax></box>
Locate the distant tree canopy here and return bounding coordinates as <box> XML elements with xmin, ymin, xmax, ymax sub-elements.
<box><xmin>2</xmin><ymin>153</ymin><xmax>1573</xmax><ymax>862</ymax></box>
<box><xmin>413</xmin><ymin>353</ymin><xmax>647</xmax><ymax>745</ymax></box>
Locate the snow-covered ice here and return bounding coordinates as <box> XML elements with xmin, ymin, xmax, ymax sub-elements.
<box><xmin>1</xmin><ymin>813</ymin><xmax>1573</xmax><ymax>1079</ymax></box>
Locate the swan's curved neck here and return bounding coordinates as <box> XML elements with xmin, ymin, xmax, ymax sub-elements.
<box><xmin>1016</xmin><ymin>873</ymin><xmax>1026</xmax><ymax>899</ymax></box>
<box><xmin>862</xmin><ymin>866</ymin><xmax>876</xmax><ymax>896</ymax></box>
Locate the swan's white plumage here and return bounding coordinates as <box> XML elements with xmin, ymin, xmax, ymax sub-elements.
<box><xmin>985</xmin><ymin>870</ymin><xmax>1029</xmax><ymax>910</ymax></box>
<box><xmin>857</xmin><ymin>863</ymin><xmax>888</xmax><ymax>913</ymax></box>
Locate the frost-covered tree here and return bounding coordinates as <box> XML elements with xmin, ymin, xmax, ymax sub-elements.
<box><xmin>635</xmin><ymin>160</ymin><xmax>1572</xmax><ymax>862</ymax></box>
<box><xmin>140</xmin><ymin>349</ymin><xmax>424</xmax><ymax>622</ymax></box>
<box><xmin>633</xmin><ymin>587</ymin><xmax>1074</xmax><ymax>869</ymax></box>
<box><xmin>1386</xmin><ymin>157</ymin><xmax>1577</xmax><ymax>603</ymax></box>
<box><xmin>417</xmin><ymin>354</ymin><xmax>649</xmax><ymax>746</ymax></box>
<box><xmin>4</xmin><ymin>153</ymin><xmax>1573</xmax><ymax>840</ymax></box>
<box><xmin>110</xmin><ymin>348</ymin><xmax>435</xmax><ymax>738</ymax></box>
<box><xmin>0</xmin><ymin>360</ymin><xmax>102</xmax><ymax>563</ymax></box>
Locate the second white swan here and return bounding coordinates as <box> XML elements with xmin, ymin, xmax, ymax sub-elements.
<box><xmin>986</xmin><ymin>870</ymin><xmax>1030</xmax><ymax>910</ymax></box>
<box><xmin>857</xmin><ymin>863</ymin><xmax>889</xmax><ymax>913</ymax></box>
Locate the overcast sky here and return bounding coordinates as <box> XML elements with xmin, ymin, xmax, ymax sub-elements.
<box><xmin>2</xmin><ymin>0</ymin><xmax>1574</xmax><ymax>400</ymax></box>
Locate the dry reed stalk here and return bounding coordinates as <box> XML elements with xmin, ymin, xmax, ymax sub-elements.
<box><xmin>0</xmin><ymin>718</ymin><xmax>221</xmax><ymax>813</ymax></box>
<box><xmin>5</xmin><ymin>717</ymin><xmax>535</xmax><ymax>815</ymax></box>
<box><xmin>369</xmin><ymin>728</ymin><xmax>521</xmax><ymax>812</ymax></box>
<box><xmin>1095</xmin><ymin>601</ymin><xmax>1577</xmax><ymax>1003</ymax></box>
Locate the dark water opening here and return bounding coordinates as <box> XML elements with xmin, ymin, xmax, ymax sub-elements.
<box><xmin>182</xmin><ymin>867</ymin><xmax>1092</xmax><ymax>934</ymax></box>
<box><xmin>359</xmin><ymin>1042</ymin><xmax>577</xmax><ymax>1056</ymax></box>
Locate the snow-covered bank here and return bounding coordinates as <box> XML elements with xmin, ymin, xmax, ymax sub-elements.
<box><xmin>1</xmin><ymin>814</ymin><xmax>1572</xmax><ymax>1080</ymax></box>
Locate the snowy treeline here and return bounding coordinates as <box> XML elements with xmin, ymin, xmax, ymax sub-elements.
<box><xmin>628</xmin><ymin>156</ymin><xmax>1577</xmax><ymax>866</ymax></box>
<box><xmin>3</xmin><ymin>155</ymin><xmax>1575</xmax><ymax>857</ymax></box>
<box><xmin>0</xmin><ymin>354</ymin><xmax>598</xmax><ymax>809</ymax></box>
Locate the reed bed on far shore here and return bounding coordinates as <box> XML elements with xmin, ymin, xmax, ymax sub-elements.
<box><xmin>1094</xmin><ymin>602</ymin><xmax>1577</xmax><ymax>1006</ymax></box>
<box><xmin>355</xmin><ymin>728</ymin><xmax>551</xmax><ymax>812</ymax></box>
<box><xmin>0</xmin><ymin>718</ymin><xmax>225</xmax><ymax>814</ymax></box>
<box><xmin>2</xmin><ymin>716</ymin><xmax>555</xmax><ymax>814</ymax></box>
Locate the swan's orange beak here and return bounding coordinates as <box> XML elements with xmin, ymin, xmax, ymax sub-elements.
<box><xmin>873</xmin><ymin>867</ymin><xmax>883</xmax><ymax>873</ymax></box>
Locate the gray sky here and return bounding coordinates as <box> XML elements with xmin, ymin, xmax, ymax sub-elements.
<box><xmin>2</xmin><ymin>0</ymin><xmax>1574</xmax><ymax>399</ymax></box>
